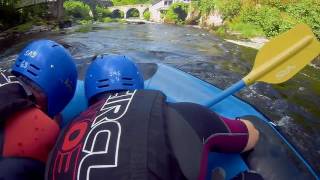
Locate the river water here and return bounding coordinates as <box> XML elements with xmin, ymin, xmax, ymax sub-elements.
<box><xmin>1</xmin><ymin>22</ymin><xmax>319</xmax><ymax>173</ymax></box>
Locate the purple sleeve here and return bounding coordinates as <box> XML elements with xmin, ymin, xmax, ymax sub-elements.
<box><xmin>204</xmin><ymin>116</ymin><xmax>249</xmax><ymax>153</ymax></box>
<box><xmin>198</xmin><ymin>117</ymin><xmax>249</xmax><ymax>180</ymax></box>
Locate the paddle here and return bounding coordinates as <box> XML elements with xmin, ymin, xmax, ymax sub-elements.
<box><xmin>207</xmin><ymin>24</ymin><xmax>320</xmax><ymax>107</ymax></box>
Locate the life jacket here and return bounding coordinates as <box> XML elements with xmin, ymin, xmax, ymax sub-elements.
<box><xmin>46</xmin><ymin>90</ymin><xmax>186</xmax><ymax>180</ymax></box>
<box><xmin>0</xmin><ymin>71</ymin><xmax>33</xmax><ymax>120</ymax></box>
<box><xmin>0</xmin><ymin>71</ymin><xmax>60</xmax><ymax>180</ymax></box>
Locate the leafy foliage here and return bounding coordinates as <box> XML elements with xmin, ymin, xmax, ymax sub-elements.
<box><xmin>197</xmin><ymin>0</ymin><xmax>216</xmax><ymax>15</ymax></box>
<box><xmin>229</xmin><ymin>21</ymin><xmax>264</xmax><ymax>38</ymax></box>
<box><xmin>96</xmin><ymin>5</ymin><xmax>111</xmax><ymax>21</ymax></box>
<box><xmin>143</xmin><ymin>10</ymin><xmax>150</xmax><ymax>20</ymax></box>
<box><xmin>111</xmin><ymin>9</ymin><xmax>124</xmax><ymax>18</ymax></box>
<box><xmin>164</xmin><ymin>2</ymin><xmax>188</xmax><ymax>25</ymax></box>
<box><xmin>63</xmin><ymin>0</ymin><xmax>92</xmax><ymax>20</ymax></box>
<box><xmin>286</xmin><ymin>0</ymin><xmax>320</xmax><ymax>39</ymax></box>
<box><xmin>127</xmin><ymin>8</ymin><xmax>139</xmax><ymax>18</ymax></box>
<box><xmin>191</xmin><ymin>0</ymin><xmax>319</xmax><ymax>39</ymax></box>
<box><xmin>0</xmin><ymin>1</ymin><xmax>49</xmax><ymax>31</ymax></box>
<box><xmin>215</xmin><ymin>0</ymin><xmax>241</xmax><ymax>20</ymax></box>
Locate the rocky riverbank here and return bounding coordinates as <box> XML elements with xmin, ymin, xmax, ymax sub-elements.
<box><xmin>185</xmin><ymin>9</ymin><xmax>269</xmax><ymax>50</ymax></box>
<box><xmin>0</xmin><ymin>20</ymin><xmax>75</xmax><ymax>52</ymax></box>
<box><xmin>0</xmin><ymin>23</ymin><xmax>55</xmax><ymax>52</ymax></box>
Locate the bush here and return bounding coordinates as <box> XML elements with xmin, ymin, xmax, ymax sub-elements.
<box><xmin>64</xmin><ymin>0</ymin><xmax>92</xmax><ymax>20</ymax></box>
<box><xmin>127</xmin><ymin>8</ymin><xmax>139</xmax><ymax>18</ymax></box>
<box><xmin>143</xmin><ymin>11</ymin><xmax>150</xmax><ymax>20</ymax></box>
<box><xmin>78</xmin><ymin>19</ymin><xmax>92</xmax><ymax>25</ymax></box>
<box><xmin>260</xmin><ymin>0</ymin><xmax>289</xmax><ymax>11</ymax></box>
<box><xmin>229</xmin><ymin>21</ymin><xmax>264</xmax><ymax>38</ymax></box>
<box><xmin>239</xmin><ymin>5</ymin><xmax>293</xmax><ymax>37</ymax></box>
<box><xmin>0</xmin><ymin>2</ymin><xmax>49</xmax><ymax>31</ymax></box>
<box><xmin>216</xmin><ymin>0</ymin><xmax>241</xmax><ymax>20</ymax></box>
<box><xmin>102</xmin><ymin>17</ymin><xmax>114</xmax><ymax>23</ymax></box>
<box><xmin>185</xmin><ymin>1</ymin><xmax>201</xmax><ymax>25</ymax></box>
<box><xmin>286</xmin><ymin>0</ymin><xmax>320</xmax><ymax>39</ymax></box>
<box><xmin>164</xmin><ymin>2</ymin><xmax>189</xmax><ymax>25</ymax></box>
<box><xmin>96</xmin><ymin>6</ymin><xmax>111</xmax><ymax>21</ymax></box>
<box><xmin>0</xmin><ymin>4</ymin><xmax>21</xmax><ymax>30</ymax></box>
<box><xmin>111</xmin><ymin>10</ymin><xmax>124</xmax><ymax>18</ymax></box>
<box><xmin>198</xmin><ymin>0</ymin><xmax>216</xmax><ymax>15</ymax></box>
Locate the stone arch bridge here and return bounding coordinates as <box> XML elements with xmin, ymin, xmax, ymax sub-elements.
<box><xmin>109</xmin><ymin>4</ymin><xmax>151</xmax><ymax>19</ymax></box>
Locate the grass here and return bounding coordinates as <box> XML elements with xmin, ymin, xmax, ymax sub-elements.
<box><xmin>75</xmin><ymin>23</ymin><xmax>93</xmax><ymax>33</ymax></box>
<box><xmin>228</xmin><ymin>21</ymin><xmax>264</xmax><ymax>38</ymax></box>
<box><xmin>101</xmin><ymin>18</ymin><xmax>126</xmax><ymax>23</ymax></box>
<box><xmin>10</xmin><ymin>22</ymin><xmax>33</xmax><ymax>33</ymax></box>
<box><xmin>78</xmin><ymin>19</ymin><xmax>93</xmax><ymax>25</ymax></box>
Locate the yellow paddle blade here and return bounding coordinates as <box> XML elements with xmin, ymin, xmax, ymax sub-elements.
<box><xmin>243</xmin><ymin>24</ymin><xmax>320</xmax><ymax>85</ymax></box>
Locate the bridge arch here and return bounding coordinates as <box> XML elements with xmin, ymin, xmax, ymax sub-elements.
<box><xmin>126</xmin><ymin>8</ymin><xmax>140</xmax><ymax>19</ymax></box>
<box><xmin>111</xmin><ymin>9</ymin><xmax>124</xmax><ymax>18</ymax></box>
<box><xmin>143</xmin><ymin>8</ymin><xmax>150</xmax><ymax>20</ymax></box>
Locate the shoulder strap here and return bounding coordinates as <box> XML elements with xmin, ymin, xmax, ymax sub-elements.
<box><xmin>0</xmin><ymin>71</ymin><xmax>33</xmax><ymax>121</ymax></box>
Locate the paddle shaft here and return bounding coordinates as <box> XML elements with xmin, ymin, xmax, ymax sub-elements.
<box><xmin>207</xmin><ymin>80</ymin><xmax>246</xmax><ymax>107</ymax></box>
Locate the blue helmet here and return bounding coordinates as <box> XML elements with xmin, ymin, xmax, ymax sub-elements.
<box><xmin>12</xmin><ymin>39</ymin><xmax>77</xmax><ymax>117</ymax></box>
<box><xmin>85</xmin><ymin>55</ymin><xmax>144</xmax><ymax>101</ymax></box>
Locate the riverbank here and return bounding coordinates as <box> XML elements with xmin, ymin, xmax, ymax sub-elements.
<box><xmin>0</xmin><ymin>21</ymin><xmax>58</xmax><ymax>52</ymax></box>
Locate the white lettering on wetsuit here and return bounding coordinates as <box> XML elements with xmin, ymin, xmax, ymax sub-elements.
<box><xmin>0</xmin><ymin>72</ymin><xmax>19</xmax><ymax>87</ymax></box>
<box><xmin>77</xmin><ymin>90</ymin><xmax>136</xmax><ymax>180</ymax></box>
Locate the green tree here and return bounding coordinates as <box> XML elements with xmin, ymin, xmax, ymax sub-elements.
<box><xmin>197</xmin><ymin>0</ymin><xmax>216</xmax><ymax>15</ymax></box>
<box><xmin>143</xmin><ymin>10</ymin><xmax>150</xmax><ymax>20</ymax></box>
<box><xmin>216</xmin><ymin>0</ymin><xmax>241</xmax><ymax>20</ymax></box>
<box><xmin>164</xmin><ymin>2</ymin><xmax>189</xmax><ymax>25</ymax></box>
<box><xmin>96</xmin><ymin>5</ymin><xmax>111</xmax><ymax>21</ymax></box>
<box><xmin>286</xmin><ymin>0</ymin><xmax>320</xmax><ymax>39</ymax></box>
<box><xmin>239</xmin><ymin>5</ymin><xmax>293</xmax><ymax>37</ymax></box>
<box><xmin>111</xmin><ymin>9</ymin><xmax>124</xmax><ymax>18</ymax></box>
<box><xmin>127</xmin><ymin>8</ymin><xmax>139</xmax><ymax>18</ymax></box>
<box><xmin>63</xmin><ymin>0</ymin><xmax>92</xmax><ymax>20</ymax></box>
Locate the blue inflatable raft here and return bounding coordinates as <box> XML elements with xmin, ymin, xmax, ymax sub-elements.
<box><xmin>62</xmin><ymin>63</ymin><xmax>319</xmax><ymax>180</ymax></box>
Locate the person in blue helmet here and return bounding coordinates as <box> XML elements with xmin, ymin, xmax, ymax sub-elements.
<box><xmin>46</xmin><ymin>55</ymin><xmax>262</xmax><ymax>180</ymax></box>
<box><xmin>0</xmin><ymin>39</ymin><xmax>77</xmax><ymax>180</ymax></box>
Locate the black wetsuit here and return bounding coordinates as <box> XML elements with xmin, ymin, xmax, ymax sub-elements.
<box><xmin>46</xmin><ymin>90</ymin><xmax>250</xmax><ymax>180</ymax></box>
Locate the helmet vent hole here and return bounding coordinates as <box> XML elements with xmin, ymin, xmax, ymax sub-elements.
<box><xmin>123</xmin><ymin>83</ymin><xmax>133</xmax><ymax>86</ymax></box>
<box><xmin>52</xmin><ymin>44</ymin><xmax>59</xmax><ymax>47</ymax></box>
<box><xmin>98</xmin><ymin>79</ymin><xmax>109</xmax><ymax>82</ymax></box>
<box><xmin>122</xmin><ymin>77</ymin><xmax>132</xmax><ymax>80</ymax></box>
<box><xmin>18</xmin><ymin>58</ymin><xmax>23</xmax><ymax>62</ymax></box>
<box><xmin>98</xmin><ymin>84</ymin><xmax>109</xmax><ymax>88</ymax></box>
<box><xmin>27</xmin><ymin>69</ymin><xmax>38</xmax><ymax>76</ymax></box>
<box><xmin>30</xmin><ymin>64</ymin><xmax>40</xmax><ymax>70</ymax></box>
